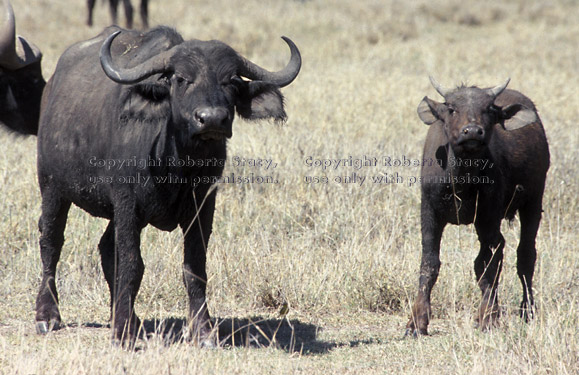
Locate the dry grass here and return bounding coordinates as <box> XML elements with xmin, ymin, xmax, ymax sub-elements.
<box><xmin>1</xmin><ymin>0</ymin><xmax>578</xmax><ymax>373</ymax></box>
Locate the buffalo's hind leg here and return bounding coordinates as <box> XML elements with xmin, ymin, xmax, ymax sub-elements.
<box><xmin>181</xmin><ymin>186</ymin><xmax>218</xmax><ymax>347</ymax></box>
<box><xmin>107</xmin><ymin>0</ymin><xmax>120</xmax><ymax>26</ymax></box>
<box><xmin>516</xmin><ymin>202</ymin><xmax>542</xmax><ymax>321</ymax></box>
<box><xmin>35</xmin><ymin>193</ymin><xmax>71</xmax><ymax>334</ymax></box>
<box><xmin>140</xmin><ymin>0</ymin><xmax>149</xmax><ymax>28</ymax></box>
<box><xmin>121</xmin><ymin>0</ymin><xmax>134</xmax><ymax>29</ymax></box>
<box><xmin>87</xmin><ymin>0</ymin><xmax>96</xmax><ymax>26</ymax></box>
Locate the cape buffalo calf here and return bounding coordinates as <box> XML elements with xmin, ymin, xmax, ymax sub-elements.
<box><xmin>35</xmin><ymin>26</ymin><xmax>300</xmax><ymax>346</ymax></box>
<box><xmin>406</xmin><ymin>77</ymin><xmax>549</xmax><ymax>336</ymax></box>
<box><xmin>0</xmin><ymin>0</ymin><xmax>45</xmax><ymax>135</ymax></box>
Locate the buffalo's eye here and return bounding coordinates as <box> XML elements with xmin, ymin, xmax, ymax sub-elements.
<box><xmin>488</xmin><ymin>105</ymin><xmax>501</xmax><ymax>118</ymax></box>
<box><xmin>228</xmin><ymin>75</ymin><xmax>245</xmax><ymax>88</ymax></box>
<box><xmin>231</xmin><ymin>75</ymin><xmax>243</xmax><ymax>83</ymax></box>
<box><xmin>447</xmin><ymin>106</ymin><xmax>457</xmax><ymax>116</ymax></box>
<box><xmin>222</xmin><ymin>75</ymin><xmax>243</xmax><ymax>95</ymax></box>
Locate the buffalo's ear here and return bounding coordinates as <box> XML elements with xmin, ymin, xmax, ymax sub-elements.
<box><xmin>417</xmin><ymin>96</ymin><xmax>442</xmax><ymax>126</ymax></box>
<box><xmin>500</xmin><ymin>103</ymin><xmax>538</xmax><ymax>131</ymax></box>
<box><xmin>236</xmin><ymin>81</ymin><xmax>287</xmax><ymax>122</ymax></box>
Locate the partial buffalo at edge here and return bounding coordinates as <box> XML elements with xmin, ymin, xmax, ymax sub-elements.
<box><xmin>0</xmin><ymin>0</ymin><xmax>45</xmax><ymax>135</ymax></box>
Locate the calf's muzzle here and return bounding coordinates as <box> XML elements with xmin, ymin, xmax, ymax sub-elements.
<box><xmin>458</xmin><ymin>124</ymin><xmax>485</xmax><ymax>148</ymax></box>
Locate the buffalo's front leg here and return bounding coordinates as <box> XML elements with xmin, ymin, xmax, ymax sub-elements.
<box><xmin>110</xmin><ymin>204</ymin><xmax>144</xmax><ymax>345</ymax></box>
<box><xmin>181</xmin><ymin>186</ymin><xmax>217</xmax><ymax>347</ymax></box>
<box><xmin>98</xmin><ymin>221</ymin><xmax>116</xmax><ymax>320</ymax></box>
<box><xmin>35</xmin><ymin>193</ymin><xmax>71</xmax><ymax>334</ymax></box>
<box><xmin>474</xmin><ymin>220</ymin><xmax>504</xmax><ymax>330</ymax></box>
<box><xmin>406</xmin><ymin>200</ymin><xmax>445</xmax><ymax>336</ymax></box>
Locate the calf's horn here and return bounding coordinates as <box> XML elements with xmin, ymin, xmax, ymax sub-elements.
<box><xmin>429</xmin><ymin>76</ymin><xmax>451</xmax><ymax>97</ymax></box>
<box><xmin>485</xmin><ymin>78</ymin><xmax>511</xmax><ymax>98</ymax></box>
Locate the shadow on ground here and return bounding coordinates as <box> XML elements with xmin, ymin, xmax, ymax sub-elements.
<box><xmin>141</xmin><ymin>316</ymin><xmax>338</xmax><ymax>354</ymax></box>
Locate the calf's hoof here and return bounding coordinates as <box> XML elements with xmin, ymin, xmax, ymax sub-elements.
<box><xmin>519</xmin><ymin>302</ymin><xmax>535</xmax><ymax>322</ymax></box>
<box><xmin>404</xmin><ymin>327</ymin><xmax>428</xmax><ymax>338</ymax></box>
<box><xmin>36</xmin><ymin>319</ymin><xmax>61</xmax><ymax>335</ymax></box>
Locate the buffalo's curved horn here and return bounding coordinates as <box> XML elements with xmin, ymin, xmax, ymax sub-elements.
<box><xmin>0</xmin><ymin>0</ymin><xmax>42</xmax><ymax>70</ymax></box>
<box><xmin>238</xmin><ymin>36</ymin><xmax>301</xmax><ymax>87</ymax></box>
<box><xmin>100</xmin><ymin>31</ymin><xmax>174</xmax><ymax>84</ymax></box>
<box><xmin>429</xmin><ymin>76</ymin><xmax>451</xmax><ymax>98</ymax></box>
<box><xmin>485</xmin><ymin>78</ymin><xmax>511</xmax><ymax>98</ymax></box>
<box><xmin>0</xmin><ymin>0</ymin><xmax>15</xmax><ymax>58</ymax></box>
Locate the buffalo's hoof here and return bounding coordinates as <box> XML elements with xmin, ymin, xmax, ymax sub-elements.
<box><xmin>519</xmin><ymin>304</ymin><xmax>535</xmax><ymax>322</ymax></box>
<box><xmin>199</xmin><ymin>336</ymin><xmax>218</xmax><ymax>349</ymax></box>
<box><xmin>112</xmin><ymin>337</ymin><xmax>140</xmax><ymax>351</ymax></box>
<box><xmin>404</xmin><ymin>328</ymin><xmax>417</xmax><ymax>338</ymax></box>
<box><xmin>404</xmin><ymin>327</ymin><xmax>427</xmax><ymax>338</ymax></box>
<box><xmin>36</xmin><ymin>320</ymin><xmax>61</xmax><ymax>335</ymax></box>
<box><xmin>185</xmin><ymin>326</ymin><xmax>217</xmax><ymax>348</ymax></box>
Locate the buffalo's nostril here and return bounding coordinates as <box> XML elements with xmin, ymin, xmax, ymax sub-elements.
<box><xmin>461</xmin><ymin>125</ymin><xmax>484</xmax><ymax>138</ymax></box>
<box><xmin>195</xmin><ymin>108</ymin><xmax>228</xmax><ymax>128</ymax></box>
<box><xmin>195</xmin><ymin>111</ymin><xmax>206</xmax><ymax>124</ymax></box>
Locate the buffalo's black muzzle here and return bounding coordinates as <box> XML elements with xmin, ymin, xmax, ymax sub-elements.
<box><xmin>457</xmin><ymin>124</ymin><xmax>485</xmax><ymax>150</ymax></box>
<box><xmin>194</xmin><ymin>107</ymin><xmax>232</xmax><ymax>140</ymax></box>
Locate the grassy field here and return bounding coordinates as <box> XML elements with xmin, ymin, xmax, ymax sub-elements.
<box><xmin>1</xmin><ymin>0</ymin><xmax>578</xmax><ymax>373</ymax></box>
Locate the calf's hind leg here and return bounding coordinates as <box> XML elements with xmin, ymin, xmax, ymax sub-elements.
<box><xmin>516</xmin><ymin>202</ymin><xmax>542</xmax><ymax>321</ymax></box>
<box><xmin>35</xmin><ymin>194</ymin><xmax>71</xmax><ymax>334</ymax></box>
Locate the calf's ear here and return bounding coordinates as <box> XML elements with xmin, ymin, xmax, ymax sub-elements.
<box><xmin>500</xmin><ymin>103</ymin><xmax>538</xmax><ymax>131</ymax></box>
<box><xmin>417</xmin><ymin>96</ymin><xmax>441</xmax><ymax>126</ymax></box>
<box><xmin>236</xmin><ymin>82</ymin><xmax>287</xmax><ymax>122</ymax></box>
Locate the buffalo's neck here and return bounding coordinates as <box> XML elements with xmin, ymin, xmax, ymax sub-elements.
<box><xmin>446</xmin><ymin>146</ymin><xmax>494</xmax><ymax>180</ymax></box>
<box><xmin>434</xmin><ymin>146</ymin><xmax>500</xmax><ymax>224</ymax></box>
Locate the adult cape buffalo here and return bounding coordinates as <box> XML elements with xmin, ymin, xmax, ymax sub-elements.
<box><xmin>35</xmin><ymin>26</ymin><xmax>301</xmax><ymax>346</ymax></box>
<box><xmin>406</xmin><ymin>77</ymin><xmax>549</xmax><ymax>336</ymax></box>
<box><xmin>0</xmin><ymin>0</ymin><xmax>45</xmax><ymax>135</ymax></box>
